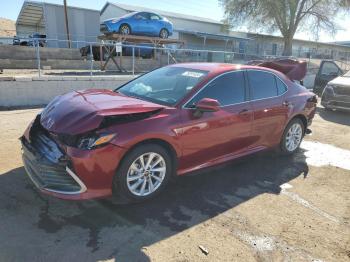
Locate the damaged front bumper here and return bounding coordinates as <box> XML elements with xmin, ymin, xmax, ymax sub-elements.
<box><xmin>21</xmin><ymin>136</ymin><xmax>87</xmax><ymax>195</ymax></box>
<box><xmin>21</xmin><ymin>115</ymin><xmax>128</xmax><ymax>200</ymax></box>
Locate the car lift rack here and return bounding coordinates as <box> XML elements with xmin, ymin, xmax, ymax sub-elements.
<box><xmin>97</xmin><ymin>33</ymin><xmax>185</xmax><ymax>72</ymax></box>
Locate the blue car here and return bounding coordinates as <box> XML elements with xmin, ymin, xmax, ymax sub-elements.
<box><xmin>101</xmin><ymin>12</ymin><xmax>173</xmax><ymax>38</ymax></box>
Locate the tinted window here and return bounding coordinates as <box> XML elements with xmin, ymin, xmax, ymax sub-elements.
<box><xmin>134</xmin><ymin>12</ymin><xmax>149</xmax><ymax>20</ymax></box>
<box><xmin>275</xmin><ymin>77</ymin><xmax>287</xmax><ymax>95</ymax></box>
<box><xmin>188</xmin><ymin>71</ymin><xmax>246</xmax><ymax>107</ymax></box>
<box><xmin>248</xmin><ymin>71</ymin><xmax>277</xmax><ymax>100</ymax></box>
<box><xmin>150</xmin><ymin>14</ymin><xmax>161</xmax><ymax>20</ymax></box>
<box><xmin>321</xmin><ymin>62</ymin><xmax>340</xmax><ymax>75</ymax></box>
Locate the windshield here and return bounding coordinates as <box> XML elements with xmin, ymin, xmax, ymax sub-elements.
<box><xmin>343</xmin><ymin>70</ymin><xmax>350</xmax><ymax>77</ymax></box>
<box><xmin>116</xmin><ymin>67</ymin><xmax>208</xmax><ymax>106</ymax></box>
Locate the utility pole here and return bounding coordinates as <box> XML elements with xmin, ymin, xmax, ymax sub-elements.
<box><xmin>63</xmin><ymin>0</ymin><xmax>71</xmax><ymax>48</ymax></box>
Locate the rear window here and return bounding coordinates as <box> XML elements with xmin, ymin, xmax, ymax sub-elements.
<box><xmin>275</xmin><ymin>77</ymin><xmax>287</xmax><ymax>95</ymax></box>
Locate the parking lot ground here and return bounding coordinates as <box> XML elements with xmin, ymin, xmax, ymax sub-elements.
<box><xmin>0</xmin><ymin>106</ymin><xmax>349</xmax><ymax>262</ymax></box>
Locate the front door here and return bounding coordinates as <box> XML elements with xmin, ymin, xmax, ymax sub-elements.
<box><xmin>314</xmin><ymin>61</ymin><xmax>343</xmax><ymax>94</ymax></box>
<box><xmin>133</xmin><ymin>12</ymin><xmax>150</xmax><ymax>34</ymax></box>
<box><xmin>178</xmin><ymin>71</ymin><xmax>254</xmax><ymax>171</ymax></box>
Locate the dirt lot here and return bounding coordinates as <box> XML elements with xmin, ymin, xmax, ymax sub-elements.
<box><xmin>0</xmin><ymin>106</ymin><xmax>349</xmax><ymax>262</ymax></box>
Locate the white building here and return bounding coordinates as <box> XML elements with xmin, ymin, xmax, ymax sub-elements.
<box><xmin>16</xmin><ymin>1</ymin><xmax>100</xmax><ymax>48</ymax></box>
<box><xmin>100</xmin><ymin>2</ymin><xmax>250</xmax><ymax>52</ymax></box>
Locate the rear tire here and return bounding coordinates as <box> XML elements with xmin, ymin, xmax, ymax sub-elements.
<box><xmin>119</xmin><ymin>24</ymin><xmax>131</xmax><ymax>35</ymax></box>
<box><xmin>112</xmin><ymin>144</ymin><xmax>172</xmax><ymax>204</ymax></box>
<box><xmin>279</xmin><ymin>118</ymin><xmax>305</xmax><ymax>155</ymax></box>
<box><xmin>159</xmin><ymin>29</ymin><xmax>169</xmax><ymax>39</ymax></box>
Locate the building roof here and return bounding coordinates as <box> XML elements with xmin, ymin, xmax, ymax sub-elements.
<box><xmin>16</xmin><ymin>0</ymin><xmax>99</xmax><ymax>27</ymax></box>
<box><xmin>332</xmin><ymin>41</ymin><xmax>350</xmax><ymax>46</ymax></box>
<box><xmin>16</xmin><ymin>1</ymin><xmax>44</xmax><ymax>27</ymax></box>
<box><xmin>101</xmin><ymin>2</ymin><xmax>223</xmax><ymax>25</ymax></box>
<box><xmin>247</xmin><ymin>32</ymin><xmax>350</xmax><ymax>49</ymax></box>
<box><xmin>176</xmin><ymin>29</ymin><xmax>251</xmax><ymax>41</ymax></box>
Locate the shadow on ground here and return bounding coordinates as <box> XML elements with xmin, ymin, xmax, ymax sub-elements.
<box><xmin>0</xmin><ymin>150</ymin><xmax>309</xmax><ymax>261</ymax></box>
<box><xmin>317</xmin><ymin>107</ymin><xmax>350</xmax><ymax>126</ymax></box>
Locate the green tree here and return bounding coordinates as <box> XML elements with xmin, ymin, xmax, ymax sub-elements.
<box><xmin>220</xmin><ymin>0</ymin><xmax>350</xmax><ymax>56</ymax></box>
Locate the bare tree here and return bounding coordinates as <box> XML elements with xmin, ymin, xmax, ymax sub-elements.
<box><xmin>220</xmin><ymin>0</ymin><xmax>350</xmax><ymax>56</ymax></box>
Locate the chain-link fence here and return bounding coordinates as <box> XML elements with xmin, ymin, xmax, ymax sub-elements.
<box><xmin>1</xmin><ymin>37</ymin><xmax>349</xmax><ymax>77</ymax></box>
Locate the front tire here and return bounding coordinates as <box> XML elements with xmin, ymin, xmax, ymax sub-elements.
<box><xmin>280</xmin><ymin>118</ymin><xmax>304</xmax><ymax>155</ymax></box>
<box><xmin>112</xmin><ymin>144</ymin><xmax>172</xmax><ymax>204</ymax></box>
<box><xmin>159</xmin><ymin>29</ymin><xmax>169</xmax><ymax>39</ymax></box>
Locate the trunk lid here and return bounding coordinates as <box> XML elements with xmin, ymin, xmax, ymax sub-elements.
<box><xmin>248</xmin><ymin>58</ymin><xmax>307</xmax><ymax>81</ymax></box>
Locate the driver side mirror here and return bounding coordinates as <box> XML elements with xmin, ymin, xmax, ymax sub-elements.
<box><xmin>193</xmin><ymin>98</ymin><xmax>220</xmax><ymax>118</ymax></box>
<box><xmin>196</xmin><ymin>98</ymin><xmax>220</xmax><ymax>112</ymax></box>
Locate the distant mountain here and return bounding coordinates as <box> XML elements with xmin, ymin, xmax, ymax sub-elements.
<box><xmin>0</xmin><ymin>17</ymin><xmax>15</xmax><ymax>37</ymax></box>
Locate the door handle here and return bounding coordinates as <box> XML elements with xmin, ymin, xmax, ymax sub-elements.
<box><xmin>238</xmin><ymin>109</ymin><xmax>249</xmax><ymax>115</ymax></box>
<box><xmin>282</xmin><ymin>101</ymin><xmax>290</xmax><ymax>107</ymax></box>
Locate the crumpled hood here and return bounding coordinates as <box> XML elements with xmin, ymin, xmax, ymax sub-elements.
<box><xmin>40</xmin><ymin>89</ymin><xmax>164</xmax><ymax>135</ymax></box>
<box><xmin>329</xmin><ymin>76</ymin><xmax>350</xmax><ymax>87</ymax></box>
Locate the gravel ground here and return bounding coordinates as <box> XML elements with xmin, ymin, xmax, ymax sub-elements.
<box><xmin>0</xmin><ymin>106</ymin><xmax>349</xmax><ymax>262</ymax></box>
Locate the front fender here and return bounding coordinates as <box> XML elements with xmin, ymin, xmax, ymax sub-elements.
<box><xmin>110</xmin><ymin>132</ymin><xmax>182</xmax><ymax>158</ymax></box>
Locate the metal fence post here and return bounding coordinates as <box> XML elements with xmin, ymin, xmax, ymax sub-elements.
<box><xmin>89</xmin><ymin>43</ymin><xmax>93</xmax><ymax>76</ymax></box>
<box><xmin>132</xmin><ymin>46</ymin><xmax>135</xmax><ymax>76</ymax></box>
<box><xmin>36</xmin><ymin>40</ymin><xmax>41</xmax><ymax>77</ymax></box>
<box><xmin>167</xmin><ymin>51</ymin><xmax>170</xmax><ymax>65</ymax></box>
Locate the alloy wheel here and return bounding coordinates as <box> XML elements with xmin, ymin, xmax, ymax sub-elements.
<box><xmin>160</xmin><ymin>29</ymin><xmax>168</xmax><ymax>39</ymax></box>
<box><xmin>120</xmin><ymin>25</ymin><xmax>130</xmax><ymax>35</ymax></box>
<box><xmin>126</xmin><ymin>152</ymin><xmax>166</xmax><ymax>196</ymax></box>
<box><xmin>285</xmin><ymin>123</ymin><xmax>303</xmax><ymax>152</ymax></box>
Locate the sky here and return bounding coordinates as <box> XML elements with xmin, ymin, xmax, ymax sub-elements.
<box><xmin>1</xmin><ymin>0</ymin><xmax>349</xmax><ymax>42</ymax></box>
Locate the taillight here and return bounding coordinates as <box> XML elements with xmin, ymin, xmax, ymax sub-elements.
<box><xmin>307</xmin><ymin>95</ymin><xmax>318</xmax><ymax>103</ymax></box>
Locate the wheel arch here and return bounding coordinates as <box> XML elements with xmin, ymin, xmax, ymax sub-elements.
<box><xmin>290</xmin><ymin>114</ymin><xmax>307</xmax><ymax>133</ymax></box>
<box><xmin>159</xmin><ymin>28</ymin><xmax>169</xmax><ymax>36</ymax></box>
<box><xmin>119</xmin><ymin>23</ymin><xmax>131</xmax><ymax>33</ymax></box>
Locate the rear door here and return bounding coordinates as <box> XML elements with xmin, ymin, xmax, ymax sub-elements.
<box><xmin>247</xmin><ymin>70</ymin><xmax>289</xmax><ymax>148</ymax></box>
<box><xmin>149</xmin><ymin>13</ymin><xmax>162</xmax><ymax>35</ymax></box>
<box><xmin>178</xmin><ymin>71</ymin><xmax>254</xmax><ymax>171</ymax></box>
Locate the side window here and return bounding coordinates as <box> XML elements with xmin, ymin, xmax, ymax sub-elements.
<box><xmin>135</xmin><ymin>13</ymin><xmax>149</xmax><ymax>20</ymax></box>
<box><xmin>320</xmin><ymin>62</ymin><xmax>340</xmax><ymax>75</ymax></box>
<box><xmin>188</xmin><ymin>71</ymin><xmax>246</xmax><ymax>107</ymax></box>
<box><xmin>150</xmin><ymin>14</ymin><xmax>161</xmax><ymax>20</ymax></box>
<box><xmin>248</xmin><ymin>71</ymin><xmax>278</xmax><ymax>100</ymax></box>
<box><xmin>275</xmin><ymin>77</ymin><xmax>287</xmax><ymax>95</ymax></box>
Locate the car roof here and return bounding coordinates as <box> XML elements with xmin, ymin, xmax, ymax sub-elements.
<box><xmin>169</xmin><ymin>63</ymin><xmax>274</xmax><ymax>75</ymax></box>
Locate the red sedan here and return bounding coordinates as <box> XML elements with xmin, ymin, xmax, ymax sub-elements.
<box><xmin>21</xmin><ymin>63</ymin><xmax>317</xmax><ymax>203</ymax></box>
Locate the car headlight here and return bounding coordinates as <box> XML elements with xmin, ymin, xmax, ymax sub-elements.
<box><xmin>323</xmin><ymin>85</ymin><xmax>335</xmax><ymax>95</ymax></box>
<box><xmin>78</xmin><ymin>133</ymin><xmax>117</xmax><ymax>150</ymax></box>
<box><xmin>111</xmin><ymin>19</ymin><xmax>120</xmax><ymax>24</ymax></box>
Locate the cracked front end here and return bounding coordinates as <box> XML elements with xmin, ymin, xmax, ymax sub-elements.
<box><xmin>21</xmin><ymin>115</ymin><xmax>127</xmax><ymax>200</ymax></box>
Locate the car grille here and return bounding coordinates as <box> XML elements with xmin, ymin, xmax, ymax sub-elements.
<box><xmin>334</xmin><ymin>85</ymin><xmax>350</xmax><ymax>96</ymax></box>
<box><xmin>21</xmin><ymin>126</ymin><xmax>84</xmax><ymax>194</ymax></box>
